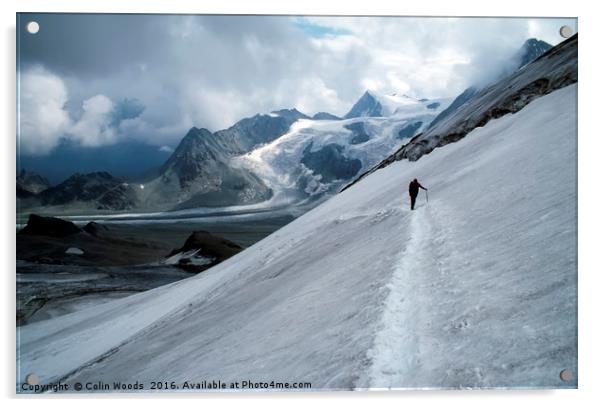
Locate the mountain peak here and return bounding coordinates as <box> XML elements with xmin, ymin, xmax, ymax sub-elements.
<box><xmin>363</xmin><ymin>90</ymin><xmax>377</xmax><ymax>98</ymax></box>
<box><xmin>185</xmin><ymin>127</ymin><xmax>212</xmax><ymax>137</ymax></box>
<box><xmin>345</xmin><ymin>90</ymin><xmax>429</xmax><ymax>119</ymax></box>
<box><xmin>269</xmin><ymin>108</ymin><xmax>309</xmax><ymax>121</ymax></box>
<box><xmin>517</xmin><ymin>38</ymin><xmax>552</xmax><ymax>69</ymax></box>
<box><xmin>312</xmin><ymin>112</ymin><xmax>341</xmax><ymax>121</ymax></box>
<box><xmin>344</xmin><ymin>91</ymin><xmax>383</xmax><ymax>119</ymax></box>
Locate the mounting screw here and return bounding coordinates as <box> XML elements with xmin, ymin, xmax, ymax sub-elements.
<box><xmin>559</xmin><ymin>25</ymin><xmax>573</xmax><ymax>39</ymax></box>
<box><xmin>25</xmin><ymin>373</ymin><xmax>39</xmax><ymax>385</ymax></box>
<box><xmin>26</xmin><ymin>21</ymin><xmax>40</xmax><ymax>34</ymax></box>
<box><xmin>559</xmin><ymin>368</ymin><xmax>573</xmax><ymax>382</ymax></box>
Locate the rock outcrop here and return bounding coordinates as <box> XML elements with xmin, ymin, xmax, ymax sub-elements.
<box><xmin>19</xmin><ymin>214</ymin><xmax>81</xmax><ymax>238</ymax></box>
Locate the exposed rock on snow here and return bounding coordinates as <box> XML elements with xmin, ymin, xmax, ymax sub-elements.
<box><xmin>344</xmin><ymin>122</ymin><xmax>370</xmax><ymax>145</ymax></box>
<box><xmin>165</xmin><ymin>231</ymin><xmax>243</xmax><ymax>272</ymax></box>
<box><xmin>300</xmin><ymin>142</ymin><xmax>362</xmax><ymax>183</ymax></box>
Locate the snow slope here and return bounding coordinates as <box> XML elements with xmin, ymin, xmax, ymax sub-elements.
<box><xmin>17</xmin><ymin>84</ymin><xmax>577</xmax><ymax>390</ymax></box>
<box><xmin>233</xmin><ymin>95</ymin><xmax>450</xmax><ymax>206</ymax></box>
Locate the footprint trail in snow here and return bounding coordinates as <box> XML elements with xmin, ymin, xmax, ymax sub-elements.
<box><xmin>366</xmin><ymin>202</ymin><xmax>459</xmax><ymax>388</ymax></box>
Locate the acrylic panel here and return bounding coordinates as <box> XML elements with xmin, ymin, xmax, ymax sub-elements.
<box><xmin>16</xmin><ymin>13</ymin><xmax>578</xmax><ymax>393</ymax></box>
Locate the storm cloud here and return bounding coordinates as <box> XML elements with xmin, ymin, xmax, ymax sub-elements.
<box><xmin>18</xmin><ymin>14</ymin><xmax>576</xmax><ymax>156</ymax></box>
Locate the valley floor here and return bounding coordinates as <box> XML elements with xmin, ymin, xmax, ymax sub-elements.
<box><xmin>17</xmin><ymin>214</ymin><xmax>294</xmax><ymax>325</ymax></box>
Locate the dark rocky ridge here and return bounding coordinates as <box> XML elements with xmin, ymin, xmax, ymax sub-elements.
<box><xmin>427</xmin><ymin>87</ymin><xmax>479</xmax><ymax>130</ymax></box>
<box><xmin>344</xmin><ymin>122</ymin><xmax>370</xmax><ymax>145</ymax></box>
<box><xmin>17</xmin><ymin>169</ymin><xmax>51</xmax><ymax>194</ymax></box>
<box><xmin>37</xmin><ymin>171</ymin><xmax>138</xmax><ymax>210</ymax></box>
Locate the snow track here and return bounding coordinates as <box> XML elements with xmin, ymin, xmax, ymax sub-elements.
<box><xmin>366</xmin><ymin>200</ymin><xmax>454</xmax><ymax>388</ymax></box>
<box><xmin>367</xmin><ymin>206</ymin><xmax>430</xmax><ymax>387</ymax></box>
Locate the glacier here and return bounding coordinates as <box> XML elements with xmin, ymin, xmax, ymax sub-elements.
<box><xmin>17</xmin><ymin>84</ymin><xmax>577</xmax><ymax>391</ymax></box>
<box><xmin>232</xmin><ymin>92</ymin><xmax>451</xmax><ymax>207</ymax></box>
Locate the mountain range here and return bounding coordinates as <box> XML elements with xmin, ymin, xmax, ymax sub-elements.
<box><xmin>17</xmin><ymin>38</ymin><xmax>554</xmax><ymax>215</ymax></box>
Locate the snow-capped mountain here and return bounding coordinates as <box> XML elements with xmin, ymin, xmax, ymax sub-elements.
<box><xmin>17</xmin><ymin>82</ymin><xmax>577</xmax><ymax>390</ymax></box>
<box><xmin>233</xmin><ymin>92</ymin><xmax>451</xmax><ymax>207</ymax></box>
<box><xmin>139</xmin><ymin>127</ymin><xmax>272</xmax><ymax>210</ymax></box>
<box><xmin>137</xmin><ymin>109</ymin><xmax>310</xmax><ymax>210</ymax></box>
<box><xmin>344</xmin><ymin>90</ymin><xmax>433</xmax><ymax>119</ymax></box>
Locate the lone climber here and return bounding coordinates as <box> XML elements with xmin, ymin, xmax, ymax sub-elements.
<box><xmin>408</xmin><ymin>178</ymin><xmax>427</xmax><ymax>210</ymax></box>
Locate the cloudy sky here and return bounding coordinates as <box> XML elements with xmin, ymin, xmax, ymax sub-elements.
<box><xmin>17</xmin><ymin>14</ymin><xmax>576</xmax><ymax>175</ymax></box>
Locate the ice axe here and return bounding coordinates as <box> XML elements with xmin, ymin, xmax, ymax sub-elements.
<box><xmin>425</xmin><ymin>189</ymin><xmax>429</xmax><ymax>203</ymax></box>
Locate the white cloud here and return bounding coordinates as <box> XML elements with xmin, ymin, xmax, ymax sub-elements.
<box><xmin>158</xmin><ymin>145</ymin><xmax>174</xmax><ymax>153</ymax></box>
<box><xmin>69</xmin><ymin>94</ymin><xmax>116</xmax><ymax>147</ymax></box>
<box><xmin>19</xmin><ymin>67</ymin><xmax>126</xmax><ymax>154</ymax></box>
<box><xmin>18</xmin><ymin>67</ymin><xmax>71</xmax><ymax>155</ymax></box>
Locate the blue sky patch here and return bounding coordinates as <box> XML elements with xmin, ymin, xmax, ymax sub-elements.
<box><xmin>293</xmin><ymin>17</ymin><xmax>352</xmax><ymax>38</ymax></box>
